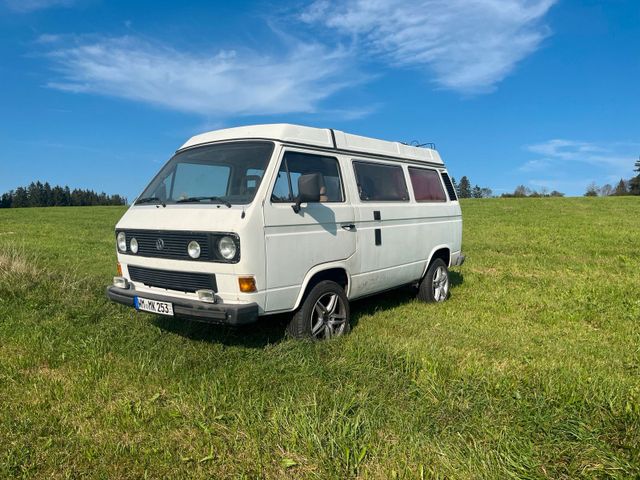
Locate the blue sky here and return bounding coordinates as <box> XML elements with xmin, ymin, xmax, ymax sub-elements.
<box><xmin>1</xmin><ymin>0</ymin><xmax>638</xmax><ymax>199</ymax></box>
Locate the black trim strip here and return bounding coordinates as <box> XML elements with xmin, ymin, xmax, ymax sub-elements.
<box><xmin>329</xmin><ymin>129</ymin><xmax>337</xmax><ymax>149</ymax></box>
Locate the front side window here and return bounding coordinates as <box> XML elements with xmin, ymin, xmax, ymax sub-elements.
<box><xmin>271</xmin><ymin>151</ymin><xmax>344</xmax><ymax>203</ymax></box>
<box><xmin>137</xmin><ymin>141</ymin><xmax>274</xmax><ymax>205</ymax></box>
<box><xmin>408</xmin><ymin>167</ymin><xmax>447</xmax><ymax>202</ymax></box>
<box><xmin>353</xmin><ymin>161</ymin><xmax>409</xmax><ymax>201</ymax></box>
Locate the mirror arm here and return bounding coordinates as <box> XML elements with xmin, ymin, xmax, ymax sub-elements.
<box><xmin>292</xmin><ymin>200</ymin><xmax>301</xmax><ymax>214</ymax></box>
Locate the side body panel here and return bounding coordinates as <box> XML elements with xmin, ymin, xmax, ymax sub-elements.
<box><xmin>348</xmin><ymin>160</ymin><xmax>461</xmax><ymax>299</ymax></box>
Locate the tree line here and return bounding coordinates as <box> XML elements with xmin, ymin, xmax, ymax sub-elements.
<box><xmin>500</xmin><ymin>185</ymin><xmax>565</xmax><ymax>198</ymax></box>
<box><xmin>584</xmin><ymin>158</ymin><xmax>640</xmax><ymax>197</ymax></box>
<box><xmin>451</xmin><ymin>176</ymin><xmax>493</xmax><ymax>198</ymax></box>
<box><xmin>0</xmin><ymin>181</ymin><xmax>127</xmax><ymax>208</ymax></box>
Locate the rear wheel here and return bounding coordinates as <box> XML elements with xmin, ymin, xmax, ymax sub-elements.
<box><xmin>417</xmin><ymin>258</ymin><xmax>450</xmax><ymax>303</ymax></box>
<box><xmin>286</xmin><ymin>280</ymin><xmax>350</xmax><ymax>340</ymax></box>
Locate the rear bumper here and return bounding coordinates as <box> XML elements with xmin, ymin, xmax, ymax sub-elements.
<box><xmin>106</xmin><ymin>286</ymin><xmax>259</xmax><ymax>325</ymax></box>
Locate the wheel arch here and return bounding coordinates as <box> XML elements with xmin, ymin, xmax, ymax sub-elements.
<box><xmin>421</xmin><ymin>245</ymin><xmax>451</xmax><ymax>278</ymax></box>
<box><xmin>293</xmin><ymin>263</ymin><xmax>350</xmax><ymax>310</ymax></box>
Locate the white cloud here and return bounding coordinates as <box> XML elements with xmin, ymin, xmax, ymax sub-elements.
<box><xmin>4</xmin><ymin>0</ymin><xmax>76</xmax><ymax>12</ymax></box>
<box><xmin>525</xmin><ymin>139</ymin><xmax>635</xmax><ymax>170</ymax></box>
<box><xmin>519</xmin><ymin>139</ymin><xmax>639</xmax><ymax>194</ymax></box>
<box><xmin>44</xmin><ymin>36</ymin><xmax>362</xmax><ymax>116</ymax></box>
<box><xmin>301</xmin><ymin>0</ymin><xmax>556</xmax><ymax>93</ymax></box>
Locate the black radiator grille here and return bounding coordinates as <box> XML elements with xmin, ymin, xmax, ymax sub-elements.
<box><xmin>128</xmin><ymin>265</ymin><xmax>217</xmax><ymax>293</ymax></box>
<box><xmin>440</xmin><ymin>172</ymin><xmax>458</xmax><ymax>201</ymax></box>
<box><xmin>124</xmin><ymin>230</ymin><xmax>210</xmax><ymax>261</ymax></box>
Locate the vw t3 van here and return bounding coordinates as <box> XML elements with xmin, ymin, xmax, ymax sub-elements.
<box><xmin>107</xmin><ymin>124</ymin><xmax>464</xmax><ymax>339</ymax></box>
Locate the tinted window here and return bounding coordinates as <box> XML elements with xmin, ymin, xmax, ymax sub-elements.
<box><xmin>408</xmin><ymin>167</ymin><xmax>447</xmax><ymax>202</ymax></box>
<box><xmin>353</xmin><ymin>161</ymin><xmax>409</xmax><ymax>201</ymax></box>
<box><xmin>272</xmin><ymin>152</ymin><xmax>344</xmax><ymax>202</ymax></box>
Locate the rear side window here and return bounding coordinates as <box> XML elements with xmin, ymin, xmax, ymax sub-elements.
<box><xmin>440</xmin><ymin>172</ymin><xmax>458</xmax><ymax>201</ymax></box>
<box><xmin>271</xmin><ymin>151</ymin><xmax>344</xmax><ymax>203</ymax></box>
<box><xmin>408</xmin><ymin>167</ymin><xmax>446</xmax><ymax>202</ymax></box>
<box><xmin>353</xmin><ymin>161</ymin><xmax>409</xmax><ymax>201</ymax></box>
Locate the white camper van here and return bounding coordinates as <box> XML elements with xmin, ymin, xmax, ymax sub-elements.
<box><xmin>107</xmin><ymin>124</ymin><xmax>464</xmax><ymax>339</ymax></box>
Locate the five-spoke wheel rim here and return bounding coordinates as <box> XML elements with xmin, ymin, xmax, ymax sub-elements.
<box><xmin>432</xmin><ymin>266</ymin><xmax>449</xmax><ymax>302</ymax></box>
<box><xmin>311</xmin><ymin>293</ymin><xmax>347</xmax><ymax>339</ymax></box>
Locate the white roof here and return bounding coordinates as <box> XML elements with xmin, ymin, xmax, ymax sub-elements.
<box><xmin>181</xmin><ymin>124</ymin><xmax>443</xmax><ymax>165</ymax></box>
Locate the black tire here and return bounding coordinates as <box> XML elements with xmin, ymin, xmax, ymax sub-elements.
<box><xmin>286</xmin><ymin>280</ymin><xmax>351</xmax><ymax>340</ymax></box>
<box><xmin>417</xmin><ymin>258</ymin><xmax>450</xmax><ymax>303</ymax></box>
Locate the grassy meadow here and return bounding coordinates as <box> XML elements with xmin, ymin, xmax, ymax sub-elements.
<box><xmin>0</xmin><ymin>197</ymin><xmax>639</xmax><ymax>479</ymax></box>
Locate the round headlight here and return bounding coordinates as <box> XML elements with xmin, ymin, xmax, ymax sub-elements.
<box><xmin>188</xmin><ymin>240</ymin><xmax>201</xmax><ymax>259</ymax></box>
<box><xmin>117</xmin><ymin>232</ymin><xmax>126</xmax><ymax>252</ymax></box>
<box><xmin>218</xmin><ymin>236</ymin><xmax>236</xmax><ymax>260</ymax></box>
<box><xmin>130</xmin><ymin>237</ymin><xmax>138</xmax><ymax>254</ymax></box>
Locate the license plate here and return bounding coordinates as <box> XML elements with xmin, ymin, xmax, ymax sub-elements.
<box><xmin>134</xmin><ymin>296</ymin><xmax>174</xmax><ymax>316</ymax></box>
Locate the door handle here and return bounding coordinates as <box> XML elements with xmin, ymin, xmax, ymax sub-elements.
<box><xmin>341</xmin><ymin>224</ymin><xmax>356</xmax><ymax>231</ymax></box>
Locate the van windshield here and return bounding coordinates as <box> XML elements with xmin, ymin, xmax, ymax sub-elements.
<box><xmin>137</xmin><ymin>141</ymin><xmax>274</xmax><ymax>206</ymax></box>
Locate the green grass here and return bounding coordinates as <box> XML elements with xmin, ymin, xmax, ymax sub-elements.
<box><xmin>1</xmin><ymin>198</ymin><xmax>639</xmax><ymax>479</ymax></box>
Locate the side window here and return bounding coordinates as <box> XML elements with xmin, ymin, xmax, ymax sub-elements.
<box><xmin>353</xmin><ymin>161</ymin><xmax>409</xmax><ymax>201</ymax></box>
<box><xmin>408</xmin><ymin>167</ymin><xmax>447</xmax><ymax>202</ymax></box>
<box><xmin>271</xmin><ymin>152</ymin><xmax>344</xmax><ymax>203</ymax></box>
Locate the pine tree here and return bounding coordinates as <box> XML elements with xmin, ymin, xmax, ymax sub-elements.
<box><xmin>13</xmin><ymin>187</ymin><xmax>28</xmax><ymax>207</ymax></box>
<box><xmin>629</xmin><ymin>157</ymin><xmax>640</xmax><ymax>195</ymax></box>
<box><xmin>458</xmin><ymin>176</ymin><xmax>472</xmax><ymax>198</ymax></box>
<box><xmin>613</xmin><ymin>179</ymin><xmax>628</xmax><ymax>196</ymax></box>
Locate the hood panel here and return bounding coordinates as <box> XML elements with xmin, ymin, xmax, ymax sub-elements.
<box><xmin>116</xmin><ymin>205</ymin><xmax>246</xmax><ymax>232</ymax></box>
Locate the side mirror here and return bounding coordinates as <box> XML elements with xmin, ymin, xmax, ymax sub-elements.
<box><xmin>292</xmin><ymin>173</ymin><xmax>322</xmax><ymax>213</ymax></box>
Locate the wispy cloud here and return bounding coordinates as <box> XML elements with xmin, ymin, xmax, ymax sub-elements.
<box><xmin>4</xmin><ymin>0</ymin><xmax>76</xmax><ymax>12</ymax></box>
<box><xmin>519</xmin><ymin>139</ymin><xmax>639</xmax><ymax>193</ymax></box>
<box><xmin>43</xmin><ymin>35</ymin><xmax>363</xmax><ymax>116</ymax></box>
<box><xmin>524</xmin><ymin>139</ymin><xmax>636</xmax><ymax>171</ymax></box>
<box><xmin>300</xmin><ymin>0</ymin><xmax>556</xmax><ymax>93</ymax></box>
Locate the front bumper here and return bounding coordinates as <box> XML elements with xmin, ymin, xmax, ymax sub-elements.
<box><xmin>106</xmin><ymin>286</ymin><xmax>259</xmax><ymax>325</ymax></box>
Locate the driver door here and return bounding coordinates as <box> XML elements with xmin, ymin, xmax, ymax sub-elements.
<box><xmin>263</xmin><ymin>148</ymin><xmax>356</xmax><ymax>312</ymax></box>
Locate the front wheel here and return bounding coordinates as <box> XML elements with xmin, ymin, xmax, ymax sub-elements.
<box><xmin>417</xmin><ymin>258</ymin><xmax>450</xmax><ymax>303</ymax></box>
<box><xmin>286</xmin><ymin>280</ymin><xmax>350</xmax><ymax>340</ymax></box>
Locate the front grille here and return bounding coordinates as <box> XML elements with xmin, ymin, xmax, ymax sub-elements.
<box><xmin>128</xmin><ymin>265</ymin><xmax>217</xmax><ymax>293</ymax></box>
<box><xmin>440</xmin><ymin>172</ymin><xmax>458</xmax><ymax>201</ymax></box>
<box><xmin>118</xmin><ymin>229</ymin><xmax>240</xmax><ymax>263</ymax></box>
<box><xmin>125</xmin><ymin>230</ymin><xmax>210</xmax><ymax>261</ymax></box>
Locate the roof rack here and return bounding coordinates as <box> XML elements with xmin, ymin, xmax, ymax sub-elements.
<box><xmin>402</xmin><ymin>140</ymin><xmax>437</xmax><ymax>150</ymax></box>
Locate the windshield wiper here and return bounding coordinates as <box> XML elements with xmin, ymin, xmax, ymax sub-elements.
<box><xmin>176</xmin><ymin>196</ymin><xmax>232</xmax><ymax>208</ymax></box>
<box><xmin>136</xmin><ymin>196</ymin><xmax>165</xmax><ymax>206</ymax></box>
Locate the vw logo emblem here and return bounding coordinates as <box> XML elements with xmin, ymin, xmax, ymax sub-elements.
<box><xmin>155</xmin><ymin>238</ymin><xmax>165</xmax><ymax>250</ymax></box>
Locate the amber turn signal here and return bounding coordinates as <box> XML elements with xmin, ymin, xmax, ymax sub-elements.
<box><xmin>117</xmin><ymin>262</ymin><xmax>122</xmax><ymax>276</ymax></box>
<box><xmin>238</xmin><ymin>276</ymin><xmax>257</xmax><ymax>293</ymax></box>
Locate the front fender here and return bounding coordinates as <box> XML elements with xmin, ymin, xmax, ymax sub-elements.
<box><xmin>293</xmin><ymin>261</ymin><xmax>351</xmax><ymax>310</ymax></box>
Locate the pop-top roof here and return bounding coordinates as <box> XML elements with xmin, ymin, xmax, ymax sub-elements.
<box><xmin>180</xmin><ymin>123</ymin><xmax>443</xmax><ymax>165</ymax></box>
